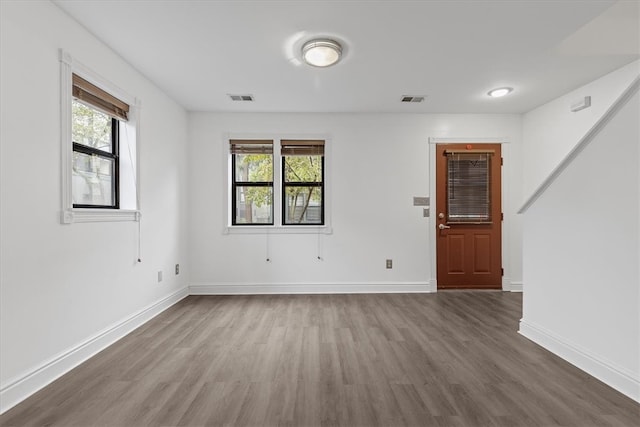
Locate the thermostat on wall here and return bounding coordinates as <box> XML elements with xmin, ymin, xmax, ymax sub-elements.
<box><xmin>413</xmin><ymin>196</ymin><xmax>430</xmax><ymax>206</ymax></box>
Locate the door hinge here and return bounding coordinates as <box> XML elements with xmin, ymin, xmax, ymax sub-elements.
<box><xmin>501</xmin><ymin>157</ymin><xmax>504</xmax><ymax>166</ymax></box>
<box><xmin>501</xmin><ymin>212</ymin><xmax>504</xmax><ymax>221</ymax></box>
<box><xmin>501</xmin><ymin>268</ymin><xmax>504</xmax><ymax>276</ymax></box>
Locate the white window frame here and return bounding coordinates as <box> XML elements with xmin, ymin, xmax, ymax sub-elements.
<box><xmin>223</xmin><ymin>133</ymin><xmax>332</xmax><ymax>235</ymax></box>
<box><xmin>59</xmin><ymin>49</ymin><xmax>141</xmax><ymax>224</ymax></box>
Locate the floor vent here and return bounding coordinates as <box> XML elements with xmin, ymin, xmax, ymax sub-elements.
<box><xmin>401</xmin><ymin>95</ymin><xmax>425</xmax><ymax>103</ymax></box>
<box><xmin>229</xmin><ymin>94</ymin><xmax>254</xmax><ymax>101</ymax></box>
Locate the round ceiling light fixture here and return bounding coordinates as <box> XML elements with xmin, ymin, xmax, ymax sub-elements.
<box><xmin>488</xmin><ymin>87</ymin><xmax>513</xmax><ymax>98</ymax></box>
<box><xmin>302</xmin><ymin>38</ymin><xmax>342</xmax><ymax>67</ymax></box>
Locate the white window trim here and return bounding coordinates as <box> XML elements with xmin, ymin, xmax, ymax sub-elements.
<box><xmin>222</xmin><ymin>133</ymin><xmax>333</xmax><ymax>235</ymax></box>
<box><xmin>59</xmin><ymin>49</ymin><xmax>141</xmax><ymax>224</ymax></box>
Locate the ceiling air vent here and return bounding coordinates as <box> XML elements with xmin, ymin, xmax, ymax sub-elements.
<box><xmin>401</xmin><ymin>95</ymin><xmax>425</xmax><ymax>103</ymax></box>
<box><xmin>228</xmin><ymin>94</ymin><xmax>254</xmax><ymax>102</ymax></box>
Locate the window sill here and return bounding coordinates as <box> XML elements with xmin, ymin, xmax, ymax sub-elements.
<box><xmin>61</xmin><ymin>209</ymin><xmax>140</xmax><ymax>224</ymax></box>
<box><xmin>224</xmin><ymin>225</ymin><xmax>333</xmax><ymax>235</ymax></box>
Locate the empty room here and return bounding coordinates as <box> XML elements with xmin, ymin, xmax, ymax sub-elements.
<box><xmin>1</xmin><ymin>0</ymin><xmax>639</xmax><ymax>426</ymax></box>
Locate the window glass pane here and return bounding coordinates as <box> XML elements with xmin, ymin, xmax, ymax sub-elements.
<box><xmin>447</xmin><ymin>153</ymin><xmax>491</xmax><ymax>222</ymax></box>
<box><xmin>234</xmin><ymin>153</ymin><xmax>272</xmax><ymax>183</ymax></box>
<box><xmin>72</xmin><ymin>100</ymin><xmax>112</xmax><ymax>152</ymax></box>
<box><xmin>235</xmin><ymin>186</ymin><xmax>273</xmax><ymax>224</ymax></box>
<box><xmin>284</xmin><ymin>186</ymin><xmax>322</xmax><ymax>224</ymax></box>
<box><xmin>284</xmin><ymin>155</ymin><xmax>322</xmax><ymax>183</ymax></box>
<box><xmin>72</xmin><ymin>152</ymin><xmax>115</xmax><ymax>206</ymax></box>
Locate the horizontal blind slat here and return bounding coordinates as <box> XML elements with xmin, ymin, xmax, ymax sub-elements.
<box><xmin>281</xmin><ymin>140</ymin><xmax>324</xmax><ymax>156</ymax></box>
<box><xmin>230</xmin><ymin>139</ymin><xmax>273</xmax><ymax>154</ymax></box>
<box><xmin>447</xmin><ymin>153</ymin><xmax>491</xmax><ymax>222</ymax></box>
<box><xmin>72</xmin><ymin>74</ymin><xmax>129</xmax><ymax>121</ymax></box>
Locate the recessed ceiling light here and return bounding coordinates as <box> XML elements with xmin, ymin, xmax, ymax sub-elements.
<box><xmin>302</xmin><ymin>39</ymin><xmax>342</xmax><ymax>67</ymax></box>
<box><xmin>488</xmin><ymin>87</ymin><xmax>513</xmax><ymax>98</ymax></box>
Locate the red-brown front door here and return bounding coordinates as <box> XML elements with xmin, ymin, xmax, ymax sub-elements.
<box><xmin>436</xmin><ymin>143</ymin><xmax>502</xmax><ymax>289</ymax></box>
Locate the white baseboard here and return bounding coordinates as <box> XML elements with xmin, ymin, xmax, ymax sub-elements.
<box><xmin>519</xmin><ymin>319</ymin><xmax>639</xmax><ymax>403</ymax></box>
<box><xmin>0</xmin><ymin>287</ymin><xmax>189</xmax><ymax>415</ymax></box>
<box><xmin>189</xmin><ymin>281</ymin><xmax>434</xmax><ymax>295</ymax></box>
<box><xmin>510</xmin><ymin>281</ymin><xmax>523</xmax><ymax>292</ymax></box>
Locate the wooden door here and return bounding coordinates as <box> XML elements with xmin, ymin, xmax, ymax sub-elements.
<box><xmin>436</xmin><ymin>143</ymin><xmax>502</xmax><ymax>289</ymax></box>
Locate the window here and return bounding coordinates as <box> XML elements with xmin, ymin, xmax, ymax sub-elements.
<box><xmin>282</xmin><ymin>140</ymin><xmax>324</xmax><ymax>225</ymax></box>
<box><xmin>228</xmin><ymin>137</ymin><xmax>328</xmax><ymax>230</ymax></box>
<box><xmin>60</xmin><ymin>50</ymin><xmax>139</xmax><ymax>223</ymax></box>
<box><xmin>71</xmin><ymin>75</ymin><xmax>128</xmax><ymax>208</ymax></box>
<box><xmin>446</xmin><ymin>151</ymin><xmax>492</xmax><ymax>223</ymax></box>
<box><xmin>230</xmin><ymin>140</ymin><xmax>274</xmax><ymax>225</ymax></box>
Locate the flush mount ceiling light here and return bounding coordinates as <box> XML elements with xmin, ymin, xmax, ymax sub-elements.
<box><xmin>488</xmin><ymin>87</ymin><xmax>513</xmax><ymax>98</ymax></box>
<box><xmin>302</xmin><ymin>39</ymin><xmax>342</xmax><ymax>67</ymax></box>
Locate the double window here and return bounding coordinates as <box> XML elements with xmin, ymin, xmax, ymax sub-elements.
<box><xmin>230</xmin><ymin>139</ymin><xmax>325</xmax><ymax>226</ymax></box>
<box><xmin>71</xmin><ymin>74</ymin><xmax>128</xmax><ymax>209</ymax></box>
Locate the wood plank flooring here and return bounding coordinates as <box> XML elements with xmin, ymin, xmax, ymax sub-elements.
<box><xmin>2</xmin><ymin>292</ymin><xmax>639</xmax><ymax>426</ymax></box>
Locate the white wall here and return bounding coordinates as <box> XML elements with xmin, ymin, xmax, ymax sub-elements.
<box><xmin>522</xmin><ymin>60</ymin><xmax>640</xmax><ymax>201</ymax></box>
<box><xmin>520</xmin><ymin>78</ymin><xmax>639</xmax><ymax>400</ymax></box>
<box><xmin>188</xmin><ymin>113</ymin><xmax>523</xmax><ymax>293</ymax></box>
<box><xmin>0</xmin><ymin>0</ymin><xmax>189</xmax><ymax>412</ymax></box>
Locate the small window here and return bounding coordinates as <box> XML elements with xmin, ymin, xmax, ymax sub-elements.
<box><xmin>281</xmin><ymin>140</ymin><xmax>324</xmax><ymax>225</ymax></box>
<box><xmin>71</xmin><ymin>74</ymin><xmax>129</xmax><ymax>209</ymax></box>
<box><xmin>230</xmin><ymin>140</ymin><xmax>274</xmax><ymax>225</ymax></box>
<box><xmin>446</xmin><ymin>152</ymin><xmax>492</xmax><ymax>223</ymax></box>
<box><xmin>60</xmin><ymin>51</ymin><xmax>139</xmax><ymax>224</ymax></box>
<box><xmin>72</xmin><ymin>100</ymin><xmax>119</xmax><ymax>207</ymax></box>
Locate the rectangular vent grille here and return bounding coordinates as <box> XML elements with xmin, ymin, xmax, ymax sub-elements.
<box><xmin>401</xmin><ymin>95</ymin><xmax>425</xmax><ymax>103</ymax></box>
<box><xmin>229</xmin><ymin>94</ymin><xmax>254</xmax><ymax>102</ymax></box>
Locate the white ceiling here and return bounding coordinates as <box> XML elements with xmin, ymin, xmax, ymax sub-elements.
<box><xmin>53</xmin><ymin>0</ymin><xmax>639</xmax><ymax>114</ymax></box>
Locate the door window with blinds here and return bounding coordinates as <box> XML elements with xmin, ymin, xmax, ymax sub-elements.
<box><xmin>72</xmin><ymin>74</ymin><xmax>129</xmax><ymax>208</ymax></box>
<box><xmin>282</xmin><ymin>140</ymin><xmax>324</xmax><ymax>225</ymax></box>
<box><xmin>229</xmin><ymin>138</ymin><xmax>325</xmax><ymax>227</ymax></box>
<box><xmin>446</xmin><ymin>150</ymin><xmax>493</xmax><ymax>223</ymax></box>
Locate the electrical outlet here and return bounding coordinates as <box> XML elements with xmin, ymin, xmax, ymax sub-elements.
<box><xmin>175</xmin><ymin>264</ymin><xmax>180</xmax><ymax>275</ymax></box>
<box><xmin>386</xmin><ymin>259</ymin><xmax>393</xmax><ymax>269</ymax></box>
<box><xmin>157</xmin><ymin>271</ymin><xmax>163</xmax><ymax>282</ymax></box>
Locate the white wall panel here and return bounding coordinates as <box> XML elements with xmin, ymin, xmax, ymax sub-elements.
<box><xmin>522</xmin><ymin>60</ymin><xmax>639</xmax><ymax>202</ymax></box>
<box><xmin>0</xmin><ymin>1</ymin><xmax>190</xmax><ymax>412</ymax></box>
<box><xmin>188</xmin><ymin>113</ymin><xmax>523</xmax><ymax>290</ymax></box>
<box><xmin>521</xmin><ymin>83</ymin><xmax>639</xmax><ymax>401</ymax></box>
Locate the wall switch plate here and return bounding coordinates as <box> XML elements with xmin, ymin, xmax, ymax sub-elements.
<box><xmin>175</xmin><ymin>264</ymin><xmax>180</xmax><ymax>275</ymax></box>
<box><xmin>423</xmin><ymin>208</ymin><xmax>430</xmax><ymax>217</ymax></box>
<box><xmin>413</xmin><ymin>196</ymin><xmax>430</xmax><ymax>206</ymax></box>
<box><xmin>157</xmin><ymin>271</ymin><xmax>163</xmax><ymax>282</ymax></box>
<box><xmin>386</xmin><ymin>259</ymin><xmax>393</xmax><ymax>269</ymax></box>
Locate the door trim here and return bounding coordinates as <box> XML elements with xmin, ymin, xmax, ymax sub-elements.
<box><xmin>428</xmin><ymin>137</ymin><xmax>512</xmax><ymax>291</ymax></box>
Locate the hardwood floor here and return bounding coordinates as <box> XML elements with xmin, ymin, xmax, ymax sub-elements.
<box><xmin>2</xmin><ymin>292</ymin><xmax>638</xmax><ymax>426</ymax></box>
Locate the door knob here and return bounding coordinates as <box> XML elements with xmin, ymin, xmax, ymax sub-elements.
<box><xmin>438</xmin><ymin>224</ymin><xmax>451</xmax><ymax>230</ymax></box>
